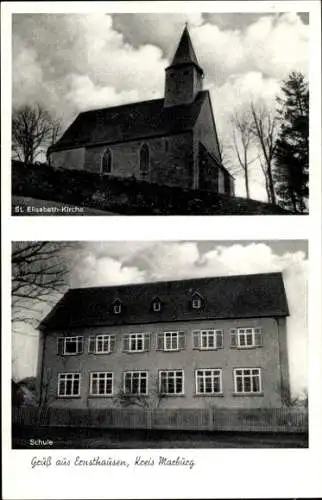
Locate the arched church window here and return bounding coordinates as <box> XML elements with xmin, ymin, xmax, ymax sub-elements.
<box><xmin>139</xmin><ymin>144</ymin><xmax>149</xmax><ymax>179</ymax></box>
<box><xmin>101</xmin><ymin>148</ymin><xmax>112</xmax><ymax>175</ymax></box>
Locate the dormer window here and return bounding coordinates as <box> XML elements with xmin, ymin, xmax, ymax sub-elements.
<box><xmin>191</xmin><ymin>292</ymin><xmax>203</xmax><ymax>309</ymax></box>
<box><xmin>153</xmin><ymin>301</ymin><xmax>161</xmax><ymax>312</ymax></box>
<box><xmin>152</xmin><ymin>297</ymin><xmax>162</xmax><ymax>312</ymax></box>
<box><xmin>113</xmin><ymin>299</ymin><xmax>122</xmax><ymax>314</ymax></box>
<box><xmin>114</xmin><ymin>304</ymin><xmax>121</xmax><ymax>314</ymax></box>
<box><xmin>192</xmin><ymin>298</ymin><xmax>201</xmax><ymax>309</ymax></box>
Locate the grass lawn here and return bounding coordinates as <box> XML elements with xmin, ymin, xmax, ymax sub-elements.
<box><xmin>12</xmin><ymin>425</ymin><xmax>308</xmax><ymax>449</ymax></box>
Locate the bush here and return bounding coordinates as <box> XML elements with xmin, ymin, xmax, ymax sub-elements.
<box><xmin>12</xmin><ymin>161</ymin><xmax>290</xmax><ymax>215</ymax></box>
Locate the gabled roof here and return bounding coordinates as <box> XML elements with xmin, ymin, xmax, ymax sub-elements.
<box><xmin>40</xmin><ymin>273</ymin><xmax>289</xmax><ymax>331</ymax></box>
<box><xmin>168</xmin><ymin>26</ymin><xmax>203</xmax><ymax>74</ymax></box>
<box><xmin>49</xmin><ymin>91</ymin><xmax>208</xmax><ymax>153</ymax></box>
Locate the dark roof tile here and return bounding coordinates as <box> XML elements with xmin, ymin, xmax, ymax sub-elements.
<box><xmin>49</xmin><ymin>91</ymin><xmax>208</xmax><ymax>152</ymax></box>
<box><xmin>169</xmin><ymin>26</ymin><xmax>203</xmax><ymax>73</ymax></box>
<box><xmin>40</xmin><ymin>273</ymin><xmax>289</xmax><ymax>331</ymax></box>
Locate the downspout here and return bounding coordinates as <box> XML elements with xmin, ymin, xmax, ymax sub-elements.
<box><xmin>274</xmin><ymin>316</ymin><xmax>290</xmax><ymax>406</ymax></box>
<box><xmin>38</xmin><ymin>326</ymin><xmax>46</xmax><ymax>407</ymax></box>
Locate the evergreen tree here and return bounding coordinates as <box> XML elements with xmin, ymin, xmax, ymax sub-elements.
<box><xmin>274</xmin><ymin>72</ymin><xmax>309</xmax><ymax>213</ymax></box>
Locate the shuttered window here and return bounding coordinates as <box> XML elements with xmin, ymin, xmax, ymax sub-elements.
<box><xmin>57</xmin><ymin>336</ymin><xmax>84</xmax><ymax>355</ymax></box>
<box><xmin>123</xmin><ymin>333</ymin><xmax>150</xmax><ymax>352</ymax></box>
<box><xmin>192</xmin><ymin>330</ymin><xmax>223</xmax><ymax>350</ymax></box>
<box><xmin>230</xmin><ymin>328</ymin><xmax>263</xmax><ymax>348</ymax></box>
<box><xmin>88</xmin><ymin>335</ymin><xmax>115</xmax><ymax>354</ymax></box>
<box><xmin>157</xmin><ymin>331</ymin><xmax>185</xmax><ymax>351</ymax></box>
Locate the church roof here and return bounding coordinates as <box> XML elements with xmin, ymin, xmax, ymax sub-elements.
<box><xmin>169</xmin><ymin>26</ymin><xmax>203</xmax><ymax>73</ymax></box>
<box><xmin>49</xmin><ymin>91</ymin><xmax>208</xmax><ymax>152</ymax></box>
<box><xmin>39</xmin><ymin>273</ymin><xmax>289</xmax><ymax>331</ymax></box>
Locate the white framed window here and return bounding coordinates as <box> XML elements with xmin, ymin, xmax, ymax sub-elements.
<box><xmin>193</xmin><ymin>330</ymin><xmax>223</xmax><ymax>350</ymax></box>
<box><xmin>57</xmin><ymin>336</ymin><xmax>84</xmax><ymax>355</ymax></box>
<box><xmin>123</xmin><ymin>333</ymin><xmax>150</xmax><ymax>352</ymax></box>
<box><xmin>192</xmin><ymin>298</ymin><xmax>201</xmax><ymax>309</ymax></box>
<box><xmin>153</xmin><ymin>301</ymin><xmax>161</xmax><ymax>312</ymax></box>
<box><xmin>123</xmin><ymin>371</ymin><xmax>148</xmax><ymax>395</ymax></box>
<box><xmin>58</xmin><ymin>373</ymin><xmax>81</xmax><ymax>397</ymax></box>
<box><xmin>233</xmin><ymin>368</ymin><xmax>262</xmax><ymax>394</ymax></box>
<box><xmin>157</xmin><ymin>331</ymin><xmax>185</xmax><ymax>351</ymax></box>
<box><xmin>88</xmin><ymin>335</ymin><xmax>115</xmax><ymax>354</ymax></box>
<box><xmin>159</xmin><ymin>370</ymin><xmax>184</xmax><ymax>395</ymax></box>
<box><xmin>195</xmin><ymin>369</ymin><xmax>222</xmax><ymax>395</ymax></box>
<box><xmin>89</xmin><ymin>372</ymin><xmax>113</xmax><ymax>396</ymax></box>
<box><xmin>113</xmin><ymin>303</ymin><xmax>121</xmax><ymax>314</ymax></box>
<box><xmin>230</xmin><ymin>328</ymin><xmax>263</xmax><ymax>348</ymax></box>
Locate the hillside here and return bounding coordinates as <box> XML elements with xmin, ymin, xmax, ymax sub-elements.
<box><xmin>12</xmin><ymin>161</ymin><xmax>292</xmax><ymax>216</ymax></box>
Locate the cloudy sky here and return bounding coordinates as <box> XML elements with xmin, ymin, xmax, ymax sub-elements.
<box><xmin>12</xmin><ymin>240</ymin><xmax>308</xmax><ymax>397</ymax></box>
<box><xmin>12</xmin><ymin>12</ymin><xmax>309</xmax><ymax>200</ymax></box>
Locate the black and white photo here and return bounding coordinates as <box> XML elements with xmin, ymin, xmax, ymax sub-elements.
<box><xmin>2</xmin><ymin>1</ymin><xmax>322</xmax><ymax>499</ymax></box>
<box><xmin>11</xmin><ymin>12</ymin><xmax>309</xmax><ymax>215</ymax></box>
<box><xmin>12</xmin><ymin>240</ymin><xmax>308</xmax><ymax>449</ymax></box>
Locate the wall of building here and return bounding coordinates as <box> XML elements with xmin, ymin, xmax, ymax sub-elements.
<box><xmin>40</xmin><ymin>316</ymin><xmax>289</xmax><ymax>410</ymax></box>
<box><xmin>164</xmin><ymin>66</ymin><xmax>202</xmax><ymax>107</ymax></box>
<box><xmin>276</xmin><ymin>317</ymin><xmax>291</xmax><ymax>401</ymax></box>
<box><xmin>198</xmin><ymin>143</ymin><xmax>219</xmax><ymax>192</ymax></box>
<box><xmin>193</xmin><ymin>95</ymin><xmax>234</xmax><ymax>195</ymax></box>
<box><xmin>83</xmin><ymin>132</ymin><xmax>194</xmax><ymax>189</ymax></box>
<box><xmin>194</xmin><ymin>95</ymin><xmax>221</xmax><ymax>168</ymax></box>
<box><xmin>49</xmin><ymin>148</ymin><xmax>85</xmax><ymax>170</ymax></box>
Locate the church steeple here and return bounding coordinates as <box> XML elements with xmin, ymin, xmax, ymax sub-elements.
<box><xmin>164</xmin><ymin>26</ymin><xmax>204</xmax><ymax>108</ymax></box>
<box><xmin>170</xmin><ymin>25</ymin><xmax>203</xmax><ymax>73</ymax></box>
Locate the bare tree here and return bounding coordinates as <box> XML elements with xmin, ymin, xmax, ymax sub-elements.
<box><xmin>12</xmin><ymin>104</ymin><xmax>61</xmax><ymax>164</ymax></box>
<box><xmin>113</xmin><ymin>380</ymin><xmax>166</xmax><ymax>430</ymax></box>
<box><xmin>250</xmin><ymin>101</ymin><xmax>279</xmax><ymax>205</ymax></box>
<box><xmin>258</xmin><ymin>155</ymin><xmax>272</xmax><ymax>203</ymax></box>
<box><xmin>11</xmin><ymin>242</ymin><xmax>71</xmax><ymax>326</ymax></box>
<box><xmin>230</xmin><ymin>110</ymin><xmax>258</xmax><ymax>199</ymax></box>
<box><xmin>113</xmin><ymin>379</ymin><xmax>165</xmax><ymax>410</ymax></box>
<box><xmin>49</xmin><ymin>118</ymin><xmax>62</xmax><ymax>146</ymax></box>
<box><xmin>218</xmin><ymin>138</ymin><xmax>230</xmax><ymax>169</ymax></box>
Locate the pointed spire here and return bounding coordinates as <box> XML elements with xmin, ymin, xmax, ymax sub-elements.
<box><xmin>170</xmin><ymin>25</ymin><xmax>203</xmax><ymax>73</ymax></box>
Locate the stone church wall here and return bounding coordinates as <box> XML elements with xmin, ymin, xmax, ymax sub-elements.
<box><xmin>83</xmin><ymin>132</ymin><xmax>194</xmax><ymax>190</ymax></box>
<box><xmin>49</xmin><ymin>147</ymin><xmax>85</xmax><ymax>170</ymax></box>
<box><xmin>165</xmin><ymin>66</ymin><xmax>194</xmax><ymax>107</ymax></box>
<box><xmin>194</xmin><ymin>95</ymin><xmax>222</xmax><ymax>168</ymax></box>
<box><xmin>194</xmin><ymin>96</ymin><xmax>235</xmax><ymax>195</ymax></box>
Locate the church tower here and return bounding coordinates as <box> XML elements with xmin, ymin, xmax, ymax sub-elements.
<box><xmin>164</xmin><ymin>26</ymin><xmax>204</xmax><ymax>108</ymax></box>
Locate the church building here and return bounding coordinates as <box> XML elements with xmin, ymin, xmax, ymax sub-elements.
<box><xmin>48</xmin><ymin>26</ymin><xmax>234</xmax><ymax>194</ymax></box>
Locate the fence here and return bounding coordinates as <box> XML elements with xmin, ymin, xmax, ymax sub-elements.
<box><xmin>12</xmin><ymin>406</ymin><xmax>308</xmax><ymax>433</ymax></box>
